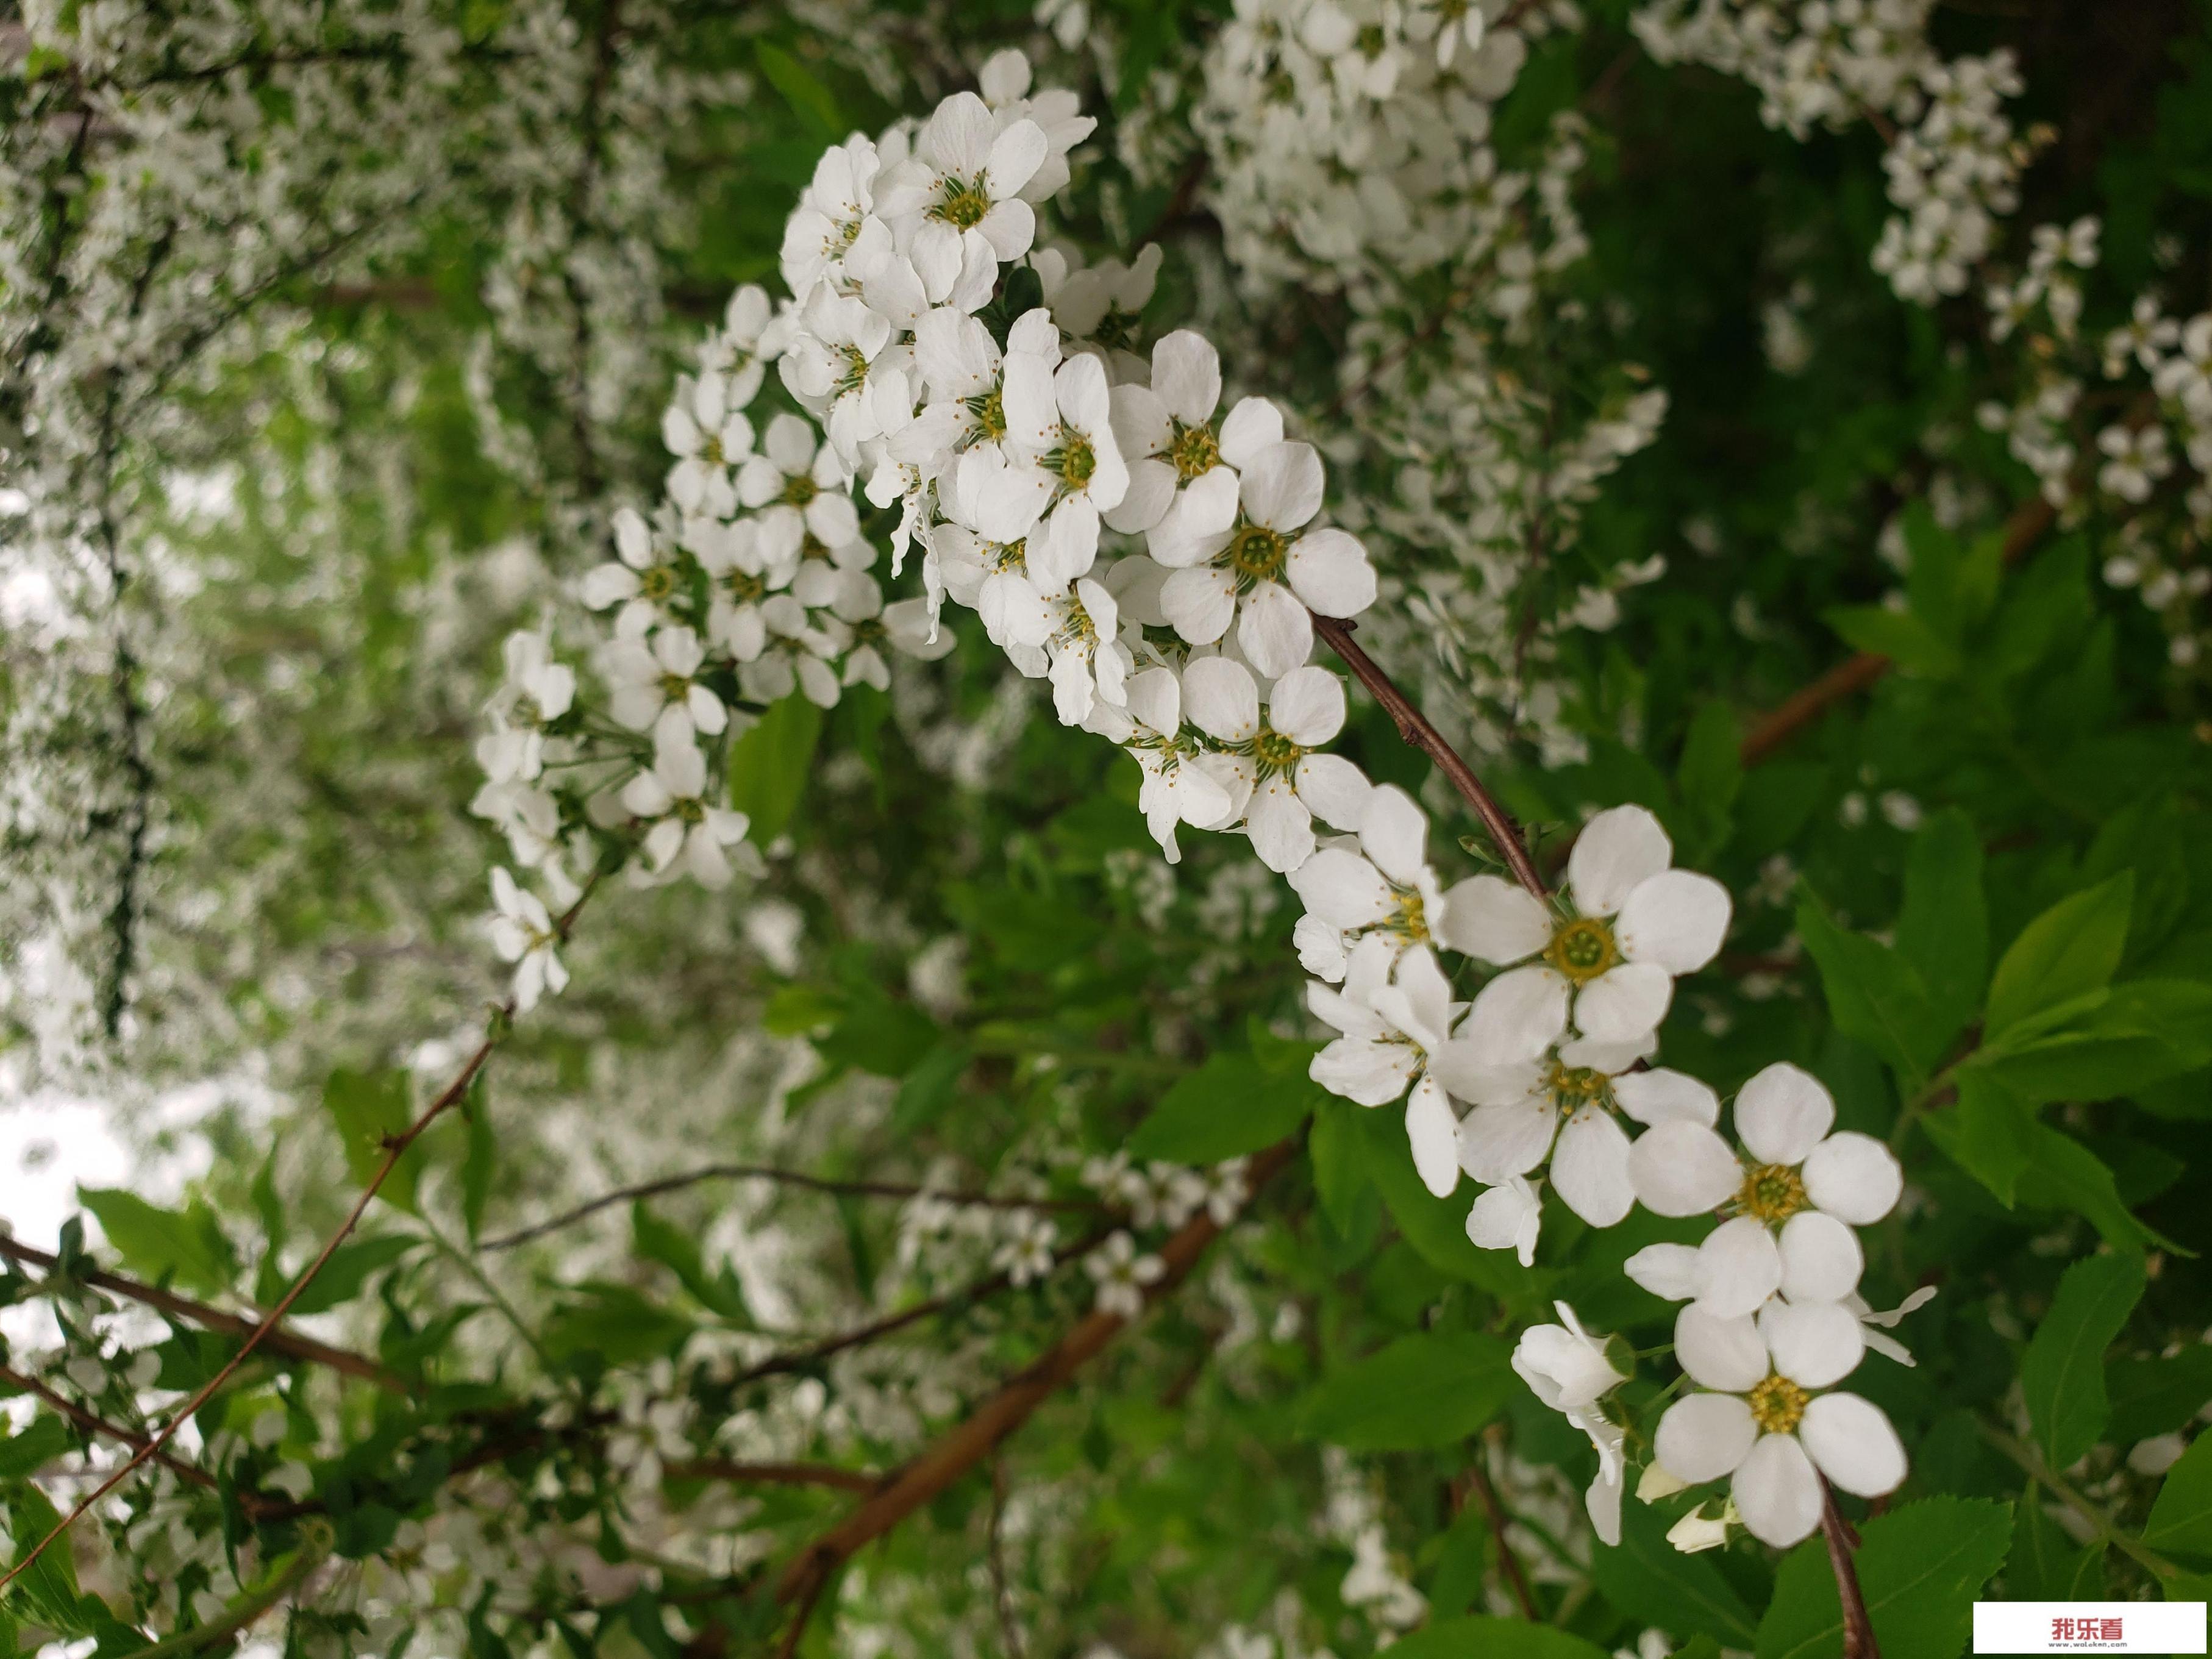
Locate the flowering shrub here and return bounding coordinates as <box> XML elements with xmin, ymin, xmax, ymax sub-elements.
<box><xmin>4</xmin><ymin>4</ymin><xmax>2212</xmax><ymax>1658</ymax></box>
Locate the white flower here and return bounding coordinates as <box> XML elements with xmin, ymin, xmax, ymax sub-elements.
<box><xmin>1155</xmin><ymin>438</ymin><xmax>1377</xmax><ymax>677</ymax></box>
<box><xmin>1625</xmin><ymin>1063</ymin><xmax>1903</xmax><ymax>1319</ymax></box>
<box><xmin>1654</xmin><ymin>1311</ymin><xmax>1907</xmax><ymax>1547</ymax></box>
<box><xmin>998</xmin><ymin>344</ymin><xmax>1130</xmax><ymax>538</ymax></box>
<box><xmin>1181</xmin><ymin>657</ymin><xmax>1367</xmax><ymax>872</ymax></box>
<box><xmin>477</xmin><ymin>629</ymin><xmax>576</xmax><ymax>785</ymax></box>
<box><xmin>1105</xmin><ymin>331</ymin><xmax>1236</xmax><ymax>534</ymax></box>
<box><xmin>1409</xmin><ymin>0</ymin><xmax>1486</xmax><ymax>66</ymax></box>
<box><xmin>780</xmin><ymin>286</ymin><xmax>896</xmax><ymax>466</ymax></box>
<box><xmin>662</xmin><ymin>369</ymin><xmax>754</xmax><ymax>518</ymax></box>
<box><xmin>488</xmin><ymin>868</ymin><xmax>568</xmax><ymax>1013</ymax></box>
<box><xmin>877</xmin><ymin>92</ymin><xmax>1049</xmax><ymax>304</ymax></box>
<box><xmin>1088</xmin><ymin>663</ymin><xmax>1235</xmax><ymax>862</ymax></box>
<box><xmin>741</xmin><ymin>609</ymin><xmax>848</xmax><ymax>710</ymax></box>
<box><xmin>1035</xmin><ymin>576</ymin><xmax>1129</xmax><ymax>726</ymax></box>
<box><xmin>1285</xmin><ymin>785</ymin><xmax>1438</xmax><ymax>981</ymax></box>
<box><xmin>1513</xmin><ymin>1300</ymin><xmax>1630</xmax><ymax>1544</ymax></box>
<box><xmin>1043</xmin><ymin>243</ymin><xmax>1163</xmax><ymax>358</ymax></box>
<box><xmin>580</xmin><ymin>507</ymin><xmax>688</xmax><ymax>631</ymax></box>
<box><xmin>619</xmin><ymin>731</ymin><xmax>753</xmax><ymax>889</ymax></box>
<box><xmin>601</xmin><ymin>626</ymin><xmax>728</xmax><ymax>742</ymax></box>
<box><xmin>1455</xmin><ymin>1042</ymin><xmax>1718</xmax><ymax>1230</ymax></box>
<box><xmin>1466</xmin><ymin>1175</ymin><xmax>1542</xmax><ymax>1266</ymax></box>
<box><xmin>695</xmin><ymin>518</ymin><xmax>796</xmax><ymax>662</ymax></box>
<box><xmin>993</xmin><ymin>1212</ymin><xmax>1058</xmax><ymax>1285</ymax></box>
<box><xmin>1309</xmin><ymin>945</ymin><xmax>1465</xmax><ymax>1197</ymax></box>
<box><xmin>1201</xmin><ymin>1158</ymin><xmax>1250</xmax><ymax>1225</ymax></box>
<box><xmin>707</xmin><ymin>283</ymin><xmax>778</xmax><ymax>407</ymax></box>
<box><xmin>1852</xmin><ymin>1285</ymin><xmax>1938</xmax><ymax>1365</ymax></box>
<box><xmin>738</xmin><ymin>413</ymin><xmax>862</xmax><ymax>565</ymax></box>
<box><xmin>780</xmin><ymin>136</ymin><xmax>883</xmax><ymax>298</ymax></box>
<box><xmin>1086</xmin><ymin>1231</ymin><xmax>1165</xmax><ymax>1318</ymax></box>
<box><xmin>1446</xmin><ymin>805</ymin><xmax>1731</xmax><ymax>1058</ymax></box>
<box><xmin>2096</xmin><ymin>423</ymin><xmax>2170</xmax><ymax>504</ymax></box>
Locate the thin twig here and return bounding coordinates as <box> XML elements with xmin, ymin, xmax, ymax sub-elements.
<box><xmin>0</xmin><ymin>1235</ymin><xmax>396</xmax><ymax>1387</ymax></box>
<box><xmin>1980</xmin><ymin>1422</ymin><xmax>2179</xmax><ymax>1580</ymax></box>
<box><xmin>663</xmin><ymin>1458</ymin><xmax>882</xmax><ymax>1494</ymax></box>
<box><xmin>769</xmin><ymin>1139</ymin><xmax>1300</xmax><ymax>1613</ymax></box>
<box><xmin>0</xmin><ymin>884</ymin><xmax>595</xmax><ymax>1593</ymax></box>
<box><xmin>1462</xmin><ymin>1453</ymin><xmax>1540</xmax><ymax>1620</ymax></box>
<box><xmin>1311</xmin><ymin>613</ymin><xmax>1549</xmax><ymax>897</ymax></box>
<box><xmin>481</xmin><ymin>1164</ymin><xmax>1105</xmax><ymax>1253</ymax></box>
<box><xmin>1821</xmin><ymin>1482</ymin><xmax>1880</xmax><ymax>1659</ymax></box>
<box><xmin>0</xmin><ymin>1363</ymin><xmax>232</xmax><ymax>1502</ymax></box>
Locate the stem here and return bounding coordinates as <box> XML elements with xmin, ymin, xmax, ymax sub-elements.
<box><xmin>663</xmin><ymin>1458</ymin><xmax>882</xmax><ymax>1493</ymax></box>
<box><xmin>419</xmin><ymin>1213</ymin><xmax>558</xmax><ymax>1374</ymax></box>
<box><xmin>1821</xmin><ymin>1482</ymin><xmax>1880</xmax><ymax>1659</ymax></box>
<box><xmin>1461</xmin><ymin>1453</ymin><xmax>1541</xmax><ymax>1619</ymax></box>
<box><xmin>769</xmin><ymin>1138</ymin><xmax>1299</xmax><ymax>1612</ymax></box>
<box><xmin>0</xmin><ymin>885</ymin><xmax>595</xmax><ymax>1593</ymax></box>
<box><xmin>0</xmin><ymin>1363</ymin><xmax>232</xmax><ymax>1502</ymax></box>
<box><xmin>1310</xmin><ymin>613</ymin><xmax>1548</xmax><ymax>898</ymax></box>
<box><xmin>480</xmin><ymin>1164</ymin><xmax>1108</xmax><ymax>1252</ymax></box>
<box><xmin>1980</xmin><ymin>1422</ymin><xmax>2179</xmax><ymax>1580</ymax></box>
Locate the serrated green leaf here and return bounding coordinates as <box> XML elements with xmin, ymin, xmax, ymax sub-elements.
<box><xmin>2108</xmin><ymin>1347</ymin><xmax>2212</xmax><ymax>1444</ymax></box>
<box><xmin>285</xmin><ymin>1233</ymin><xmax>419</xmax><ymax>1317</ymax></box>
<box><xmin>1127</xmin><ymin>1052</ymin><xmax>1317</xmax><ymax>1163</ymax></box>
<box><xmin>725</xmin><ymin>693</ymin><xmax>823</xmax><ymax>844</ymax></box>
<box><xmin>0</xmin><ymin>1415</ymin><xmax>76</xmax><ymax>1480</ymax></box>
<box><xmin>2145</xmin><ymin>1432</ymin><xmax>2212</xmax><ymax>1555</ymax></box>
<box><xmin>323</xmin><ymin>1066</ymin><xmax>424</xmax><ymax>1216</ymax></box>
<box><xmin>2008</xmin><ymin>1489</ymin><xmax>2107</xmax><ymax>1599</ymax></box>
<box><xmin>1591</xmin><ymin>1491</ymin><xmax>1759</xmax><ymax>1646</ymax></box>
<box><xmin>1298</xmin><ymin>1331</ymin><xmax>1514</xmax><ymax>1449</ymax></box>
<box><xmin>1985</xmin><ymin>874</ymin><xmax>2133</xmax><ymax>1039</ymax></box>
<box><xmin>1896</xmin><ymin>808</ymin><xmax>1987</xmax><ymax>1042</ymax></box>
<box><xmin>78</xmin><ymin>1187</ymin><xmax>237</xmax><ymax>1297</ymax></box>
<box><xmin>2023</xmin><ymin>1252</ymin><xmax>2146</xmax><ymax>1469</ymax></box>
<box><xmin>1795</xmin><ymin>896</ymin><xmax>1949</xmax><ymax>1083</ymax></box>
<box><xmin>1825</xmin><ymin>604</ymin><xmax>1961</xmax><ymax>676</ymax></box>
<box><xmin>1756</xmin><ymin>1497</ymin><xmax>2011</xmax><ymax>1659</ymax></box>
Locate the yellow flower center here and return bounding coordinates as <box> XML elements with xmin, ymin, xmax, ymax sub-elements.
<box><xmin>701</xmin><ymin>432</ymin><xmax>724</xmax><ymax>466</ymax></box>
<box><xmin>1168</xmin><ymin>421</ymin><xmax>1220</xmax><ymax>482</ymax></box>
<box><xmin>1546</xmin><ymin>1062</ymin><xmax>1610</xmax><ymax>1111</ymax></box>
<box><xmin>782</xmin><ymin>473</ymin><xmax>819</xmax><ymax>508</ymax></box>
<box><xmin>1250</xmin><ymin>727</ymin><xmax>1302</xmax><ymax>774</ymax></box>
<box><xmin>658</xmin><ymin>672</ymin><xmax>691</xmax><ymax>703</ymax></box>
<box><xmin>1748</xmin><ymin>1373</ymin><xmax>1809</xmax><ymax>1435</ymax></box>
<box><xmin>969</xmin><ymin>386</ymin><xmax>1007</xmax><ymax>441</ymax></box>
<box><xmin>1543</xmin><ymin>916</ymin><xmax>1621</xmax><ymax>985</ymax></box>
<box><xmin>1736</xmin><ymin>1163</ymin><xmax>1809</xmax><ymax>1224</ymax></box>
<box><xmin>640</xmin><ymin>565</ymin><xmax>677</xmax><ymax>602</ymax></box>
<box><xmin>1385</xmin><ymin>885</ymin><xmax>1431</xmax><ymax>944</ymax></box>
<box><xmin>725</xmin><ymin>569</ymin><xmax>765</xmax><ymax>602</ymax></box>
<box><xmin>1056</xmin><ymin>431</ymin><xmax>1096</xmax><ymax>491</ymax></box>
<box><xmin>1224</xmin><ymin>522</ymin><xmax>1287</xmax><ymax>583</ymax></box>
<box><xmin>675</xmin><ymin>797</ymin><xmax>706</xmax><ymax>826</ymax></box>
<box><xmin>932</xmin><ymin>178</ymin><xmax>993</xmax><ymax>230</ymax></box>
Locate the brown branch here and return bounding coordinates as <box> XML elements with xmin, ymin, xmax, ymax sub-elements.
<box><xmin>1459</xmin><ymin>1454</ymin><xmax>1540</xmax><ymax>1620</ymax></box>
<box><xmin>0</xmin><ymin>883</ymin><xmax>596</xmax><ymax>1593</ymax></box>
<box><xmin>0</xmin><ymin>1236</ymin><xmax>398</xmax><ymax>1389</ymax></box>
<box><xmin>480</xmin><ymin>1165</ymin><xmax>1105</xmax><ymax>1254</ymax></box>
<box><xmin>0</xmin><ymin>1363</ymin><xmax>231</xmax><ymax>1502</ymax></box>
<box><xmin>1738</xmin><ymin>495</ymin><xmax>2055</xmax><ymax>765</ymax></box>
<box><xmin>1311</xmin><ymin>613</ymin><xmax>1549</xmax><ymax>897</ymax></box>
<box><xmin>768</xmin><ymin>1138</ymin><xmax>1300</xmax><ymax>1612</ymax></box>
<box><xmin>1822</xmin><ymin>1482</ymin><xmax>1880</xmax><ymax>1659</ymax></box>
<box><xmin>726</xmin><ymin>1224</ymin><xmax>1120</xmax><ymax>1390</ymax></box>
<box><xmin>663</xmin><ymin>1458</ymin><xmax>881</xmax><ymax>1494</ymax></box>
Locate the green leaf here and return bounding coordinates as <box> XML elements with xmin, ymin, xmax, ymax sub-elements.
<box><xmin>1824</xmin><ymin>604</ymin><xmax>1961</xmax><ymax>676</ymax></box>
<box><xmin>1345</xmin><ymin>1099</ymin><xmax>1539</xmax><ymax>1297</ymax></box>
<box><xmin>1896</xmin><ymin>808</ymin><xmax>1988</xmax><ymax>1042</ymax></box>
<box><xmin>1309</xmin><ymin>1098</ymin><xmax>1369</xmax><ymax>1234</ymax></box>
<box><xmin>2008</xmin><ymin>1493</ymin><xmax>2107</xmax><ymax>1600</ymax></box>
<box><xmin>1984</xmin><ymin>873</ymin><xmax>2133</xmax><ymax>1039</ymax></box>
<box><xmin>2022</xmin><ymin>1252</ymin><xmax>2146</xmax><ymax>1469</ymax></box>
<box><xmin>1385</xmin><ymin>1618</ymin><xmax>1608</xmax><ymax>1659</ymax></box>
<box><xmin>285</xmin><ymin>1234</ymin><xmax>419</xmax><ymax>1317</ymax></box>
<box><xmin>1297</xmin><ymin>1331</ymin><xmax>1515</xmax><ymax>1450</ymax></box>
<box><xmin>1926</xmin><ymin>1074</ymin><xmax>2035</xmax><ymax>1206</ymax></box>
<box><xmin>541</xmin><ymin>1283</ymin><xmax>696</xmax><ymax>1369</ymax></box>
<box><xmin>0</xmin><ymin>1415</ymin><xmax>76</xmax><ymax>1479</ymax></box>
<box><xmin>752</xmin><ymin>41</ymin><xmax>843</xmax><ymax>140</ymax></box>
<box><xmin>1795</xmin><ymin>897</ymin><xmax>1948</xmax><ymax>1082</ymax></box>
<box><xmin>77</xmin><ymin>1188</ymin><xmax>237</xmax><ymax>1297</ymax></box>
<box><xmin>891</xmin><ymin>1039</ymin><xmax>974</xmax><ymax>1133</ymax></box>
<box><xmin>725</xmin><ymin>693</ymin><xmax>824</xmax><ymax>844</ymax></box>
<box><xmin>633</xmin><ymin>1202</ymin><xmax>751</xmax><ymax>1322</ymax></box>
<box><xmin>1424</xmin><ymin>1502</ymin><xmax>1491</xmax><ymax>1619</ymax></box>
<box><xmin>1966</xmin><ymin>980</ymin><xmax>2212</xmax><ymax>1105</ymax></box>
<box><xmin>1591</xmin><ymin>1492</ymin><xmax>1759</xmax><ymax>1646</ymax></box>
<box><xmin>2011</xmin><ymin>1126</ymin><xmax>2175</xmax><ymax>1257</ymax></box>
<box><xmin>2145</xmin><ymin>1432</ymin><xmax>2212</xmax><ymax>1555</ymax></box>
<box><xmin>7</xmin><ymin>1483</ymin><xmax>91</xmax><ymax>1635</ymax></box>
<box><xmin>2108</xmin><ymin>1347</ymin><xmax>2212</xmax><ymax>1444</ymax></box>
<box><xmin>815</xmin><ymin>986</ymin><xmax>939</xmax><ymax>1077</ymax></box>
<box><xmin>462</xmin><ymin>1074</ymin><xmax>496</xmax><ymax>1244</ymax></box>
<box><xmin>1755</xmin><ymin>1497</ymin><xmax>2011</xmax><ymax>1659</ymax></box>
<box><xmin>1675</xmin><ymin>701</ymin><xmax>1742</xmax><ymax>858</ymax></box>
<box><xmin>323</xmin><ymin>1066</ymin><xmax>425</xmax><ymax>1216</ymax></box>
<box><xmin>2084</xmin><ymin>795</ymin><xmax>2191</xmax><ymax>959</ymax></box>
<box><xmin>1127</xmin><ymin>1052</ymin><xmax>1318</xmax><ymax>1163</ymax></box>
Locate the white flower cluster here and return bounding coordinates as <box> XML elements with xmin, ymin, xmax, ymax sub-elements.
<box><xmin>1509</xmin><ymin>1060</ymin><xmax>1917</xmax><ymax>1551</ymax></box>
<box><xmin>1189</xmin><ymin>0</ymin><xmax>1572</xmax><ymax>294</ymax></box>
<box><xmin>1975</xmin><ymin>217</ymin><xmax>2212</xmax><ymax>672</ymax></box>
<box><xmin>1633</xmin><ymin>0</ymin><xmax>2035</xmax><ymax>303</ymax></box>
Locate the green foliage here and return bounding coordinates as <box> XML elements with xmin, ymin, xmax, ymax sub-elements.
<box><xmin>77</xmin><ymin>1187</ymin><xmax>237</xmax><ymax>1296</ymax></box>
<box><xmin>726</xmin><ymin>693</ymin><xmax>826</xmax><ymax>843</ymax></box>
<box><xmin>1296</xmin><ymin>1332</ymin><xmax>1516</xmax><ymax>1451</ymax></box>
<box><xmin>2145</xmin><ymin>1433</ymin><xmax>2212</xmax><ymax>1557</ymax></box>
<box><xmin>1755</xmin><ymin>1499</ymin><xmax>2011</xmax><ymax>1659</ymax></box>
<box><xmin>1127</xmin><ymin>1047</ymin><xmax>1319</xmax><ymax>1163</ymax></box>
<box><xmin>2022</xmin><ymin>1254</ymin><xmax>2147</xmax><ymax>1470</ymax></box>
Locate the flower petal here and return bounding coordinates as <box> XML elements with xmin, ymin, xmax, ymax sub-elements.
<box><xmin>1627</xmin><ymin>1121</ymin><xmax>1741</xmax><ymax>1217</ymax></box>
<box><xmin>1286</xmin><ymin>527</ymin><xmax>1377</xmax><ymax>619</ymax></box>
<box><xmin>1777</xmin><ymin>1211</ymin><xmax>1864</xmax><ymax>1303</ymax></box>
<box><xmin>1566</xmin><ymin>804</ymin><xmax>1672</xmax><ymax>918</ymax></box>
<box><xmin>1438</xmin><ymin>875</ymin><xmax>1552</xmax><ymax>965</ymax></box>
<box><xmin>1466</xmin><ymin>1177</ymin><xmax>1541</xmax><ymax>1266</ymax></box>
<box><xmin>1457</xmin><ymin>1097</ymin><xmax>1558</xmax><ymax>1183</ymax></box>
<box><xmin>1616</xmin><ymin>869</ymin><xmax>1732</xmax><ymax>974</ymax></box>
<box><xmin>1612</xmin><ymin>1068</ymin><xmax>1719</xmax><ymax>1127</ymax></box>
<box><xmin>1802</xmin><ymin>1132</ymin><xmax>1904</xmax><ymax>1226</ymax></box>
<box><xmin>1551</xmin><ymin>1108</ymin><xmax>1634</xmax><ymax>1227</ymax></box>
<box><xmin>1759</xmin><ymin>1299</ymin><xmax>1866</xmax><ymax>1390</ymax></box>
<box><xmin>1694</xmin><ymin>1215</ymin><xmax>1784</xmax><ymax>1321</ymax></box>
<box><xmin>1676</xmin><ymin>1305</ymin><xmax>1769</xmax><ymax>1392</ymax></box>
<box><xmin>1407</xmin><ymin>1074</ymin><xmax>1461</xmax><ymax>1198</ymax></box>
<box><xmin>1799</xmin><ymin>1393</ymin><xmax>1908</xmax><ymax>1497</ymax></box>
<box><xmin>1268</xmin><ymin>666</ymin><xmax>1346</xmax><ymax>747</ymax></box>
<box><xmin>1464</xmin><ymin>966</ymin><xmax>1570</xmax><ymax>1063</ymax></box>
<box><xmin>1573</xmin><ymin>961</ymin><xmax>1673</xmax><ymax>1044</ymax></box>
<box><xmin>1358</xmin><ymin>785</ymin><xmax>1428</xmax><ymax>887</ymax></box>
<box><xmin>1735</xmin><ymin>1063</ymin><xmax>1835</xmax><ymax>1167</ymax></box>
<box><xmin>1655</xmin><ymin>1392</ymin><xmax>1757</xmax><ymax>1484</ymax></box>
<box><xmin>1624</xmin><ymin>1242</ymin><xmax>1704</xmax><ymax>1302</ymax></box>
<box><xmin>1732</xmin><ymin>1433</ymin><xmax>1823</xmax><ymax>1547</ymax></box>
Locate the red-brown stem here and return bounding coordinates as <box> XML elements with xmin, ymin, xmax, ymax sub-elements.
<box><xmin>769</xmin><ymin>1140</ymin><xmax>1300</xmax><ymax>1614</ymax></box>
<box><xmin>1460</xmin><ymin>1455</ymin><xmax>1541</xmax><ymax>1619</ymax></box>
<box><xmin>0</xmin><ymin>1236</ymin><xmax>396</xmax><ymax>1388</ymax></box>
<box><xmin>0</xmin><ymin>883</ymin><xmax>594</xmax><ymax>1593</ymax></box>
<box><xmin>1822</xmin><ymin>1482</ymin><xmax>1880</xmax><ymax>1659</ymax></box>
<box><xmin>0</xmin><ymin>1363</ymin><xmax>240</xmax><ymax>1505</ymax></box>
<box><xmin>1310</xmin><ymin>613</ymin><xmax>1549</xmax><ymax>898</ymax></box>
